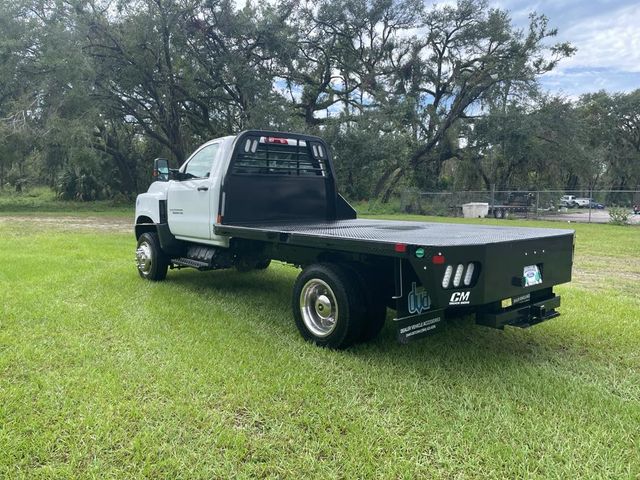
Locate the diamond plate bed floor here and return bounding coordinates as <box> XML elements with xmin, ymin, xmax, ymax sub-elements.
<box><xmin>222</xmin><ymin>219</ymin><xmax>574</xmax><ymax>247</ymax></box>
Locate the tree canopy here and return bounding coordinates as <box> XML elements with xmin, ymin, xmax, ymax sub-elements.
<box><xmin>0</xmin><ymin>0</ymin><xmax>638</xmax><ymax>200</ymax></box>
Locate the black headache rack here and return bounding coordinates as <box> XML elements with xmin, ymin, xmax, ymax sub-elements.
<box><xmin>219</xmin><ymin>130</ymin><xmax>356</xmax><ymax>225</ymax></box>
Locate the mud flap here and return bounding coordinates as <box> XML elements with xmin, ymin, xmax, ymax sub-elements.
<box><xmin>395</xmin><ymin>309</ymin><xmax>445</xmax><ymax>344</ymax></box>
<box><xmin>393</xmin><ymin>261</ymin><xmax>444</xmax><ymax>343</ymax></box>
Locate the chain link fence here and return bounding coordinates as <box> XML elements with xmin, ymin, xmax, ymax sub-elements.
<box><xmin>397</xmin><ymin>189</ymin><xmax>640</xmax><ymax>224</ymax></box>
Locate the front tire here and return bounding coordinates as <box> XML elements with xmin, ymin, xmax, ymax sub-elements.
<box><xmin>136</xmin><ymin>232</ymin><xmax>169</xmax><ymax>281</ymax></box>
<box><xmin>292</xmin><ymin>263</ymin><xmax>364</xmax><ymax>349</ymax></box>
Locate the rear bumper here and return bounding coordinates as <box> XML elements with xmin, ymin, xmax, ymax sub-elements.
<box><xmin>476</xmin><ymin>294</ymin><xmax>561</xmax><ymax>329</ymax></box>
<box><xmin>407</xmin><ymin>233</ymin><xmax>573</xmax><ymax>309</ymax></box>
<box><xmin>394</xmin><ymin>293</ymin><xmax>561</xmax><ymax>343</ymax></box>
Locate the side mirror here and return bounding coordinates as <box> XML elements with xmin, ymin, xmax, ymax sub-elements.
<box><xmin>153</xmin><ymin>158</ymin><xmax>170</xmax><ymax>182</ymax></box>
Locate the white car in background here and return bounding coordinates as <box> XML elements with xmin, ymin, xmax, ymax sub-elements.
<box><xmin>559</xmin><ymin>195</ymin><xmax>577</xmax><ymax>208</ymax></box>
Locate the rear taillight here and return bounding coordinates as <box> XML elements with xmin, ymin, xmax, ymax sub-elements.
<box><xmin>442</xmin><ymin>265</ymin><xmax>453</xmax><ymax>288</ymax></box>
<box><xmin>463</xmin><ymin>263</ymin><xmax>475</xmax><ymax>286</ymax></box>
<box><xmin>441</xmin><ymin>262</ymin><xmax>479</xmax><ymax>289</ymax></box>
<box><xmin>453</xmin><ymin>264</ymin><xmax>464</xmax><ymax>287</ymax></box>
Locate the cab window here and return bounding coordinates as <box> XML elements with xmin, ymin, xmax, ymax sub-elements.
<box><xmin>184</xmin><ymin>144</ymin><xmax>219</xmax><ymax>178</ymax></box>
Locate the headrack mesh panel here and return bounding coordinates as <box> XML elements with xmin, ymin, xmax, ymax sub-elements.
<box><xmin>232</xmin><ymin>137</ymin><xmax>326</xmax><ymax>176</ymax></box>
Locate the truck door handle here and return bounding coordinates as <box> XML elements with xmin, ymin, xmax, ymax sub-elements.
<box><xmin>197</xmin><ymin>186</ymin><xmax>209</xmax><ymax>191</ymax></box>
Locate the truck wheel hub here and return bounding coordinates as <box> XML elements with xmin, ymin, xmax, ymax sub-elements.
<box><xmin>136</xmin><ymin>242</ymin><xmax>152</xmax><ymax>274</ymax></box>
<box><xmin>300</xmin><ymin>279</ymin><xmax>338</xmax><ymax>337</ymax></box>
<box><xmin>315</xmin><ymin>295</ymin><xmax>332</xmax><ymax>319</ymax></box>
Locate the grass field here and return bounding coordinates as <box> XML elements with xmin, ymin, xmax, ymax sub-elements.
<box><xmin>0</xmin><ymin>187</ymin><xmax>133</xmax><ymax>216</ymax></box>
<box><xmin>1</xmin><ymin>212</ymin><xmax>639</xmax><ymax>478</ymax></box>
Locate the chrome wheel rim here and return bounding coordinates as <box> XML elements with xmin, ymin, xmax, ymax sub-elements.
<box><xmin>136</xmin><ymin>241</ymin><xmax>153</xmax><ymax>275</ymax></box>
<box><xmin>300</xmin><ymin>279</ymin><xmax>339</xmax><ymax>338</ymax></box>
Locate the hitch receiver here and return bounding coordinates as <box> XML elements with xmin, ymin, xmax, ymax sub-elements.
<box><xmin>476</xmin><ymin>294</ymin><xmax>561</xmax><ymax>330</ymax></box>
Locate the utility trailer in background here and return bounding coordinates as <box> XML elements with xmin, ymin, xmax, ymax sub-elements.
<box><xmin>135</xmin><ymin>130</ymin><xmax>574</xmax><ymax>348</ymax></box>
<box><xmin>488</xmin><ymin>191</ymin><xmax>535</xmax><ymax>219</ymax></box>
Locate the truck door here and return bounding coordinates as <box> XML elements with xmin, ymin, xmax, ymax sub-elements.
<box><xmin>167</xmin><ymin>143</ymin><xmax>220</xmax><ymax>240</ymax></box>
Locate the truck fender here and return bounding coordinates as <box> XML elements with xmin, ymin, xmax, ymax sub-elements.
<box><xmin>135</xmin><ymin>191</ymin><xmax>167</xmax><ymax>225</ymax></box>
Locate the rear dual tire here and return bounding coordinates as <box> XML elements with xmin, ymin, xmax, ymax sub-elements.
<box><xmin>343</xmin><ymin>264</ymin><xmax>387</xmax><ymax>343</ymax></box>
<box><xmin>292</xmin><ymin>263</ymin><xmax>387</xmax><ymax>349</ymax></box>
<box><xmin>293</xmin><ymin>264</ymin><xmax>363</xmax><ymax>349</ymax></box>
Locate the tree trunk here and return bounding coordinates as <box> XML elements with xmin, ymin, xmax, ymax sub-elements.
<box><xmin>379</xmin><ymin>167</ymin><xmax>404</xmax><ymax>203</ymax></box>
<box><xmin>373</xmin><ymin>166</ymin><xmax>400</xmax><ymax>199</ymax></box>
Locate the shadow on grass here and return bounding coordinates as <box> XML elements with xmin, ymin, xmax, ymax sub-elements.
<box><xmin>166</xmin><ymin>264</ymin><xmax>296</xmax><ymax>296</ymax></box>
<box><xmin>159</xmin><ymin>265</ymin><xmax>559</xmax><ymax>380</ymax></box>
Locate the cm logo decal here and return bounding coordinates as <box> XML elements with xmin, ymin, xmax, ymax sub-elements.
<box><xmin>449</xmin><ymin>291</ymin><xmax>470</xmax><ymax>305</ymax></box>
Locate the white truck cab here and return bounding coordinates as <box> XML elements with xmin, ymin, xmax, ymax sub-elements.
<box><xmin>135</xmin><ymin>135</ymin><xmax>236</xmax><ymax>247</ymax></box>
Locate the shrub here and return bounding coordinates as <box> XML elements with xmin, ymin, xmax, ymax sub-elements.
<box><xmin>55</xmin><ymin>169</ymin><xmax>78</xmax><ymax>200</ymax></box>
<box><xmin>55</xmin><ymin>169</ymin><xmax>100</xmax><ymax>201</ymax></box>
<box><xmin>76</xmin><ymin>171</ymin><xmax>99</xmax><ymax>201</ymax></box>
<box><xmin>608</xmin><ymin>206</ymin><xmax>630</xmax><ymax>226</ymax></box>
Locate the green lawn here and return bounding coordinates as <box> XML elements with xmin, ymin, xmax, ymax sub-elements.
<box><xmin>0</xmin><ymin>214</ymin><xmax>639</xmax><ymax>478</ymax></box>
<box><xmin>0</xmin><ymin>187</ymin><xmax>133</xmax><ymax>217</ymax></box>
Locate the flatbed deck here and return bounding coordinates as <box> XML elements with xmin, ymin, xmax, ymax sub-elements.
<box><xmin>217</xmin><ymin>218</ymin><xmax>573</xmax><ymax>248</ymax></box>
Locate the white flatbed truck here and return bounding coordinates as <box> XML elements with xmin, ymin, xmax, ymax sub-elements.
<box><xmin>135</xmin><ymin>130</ymin><xmax>574</xmax><ymax>348</ymax></box>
